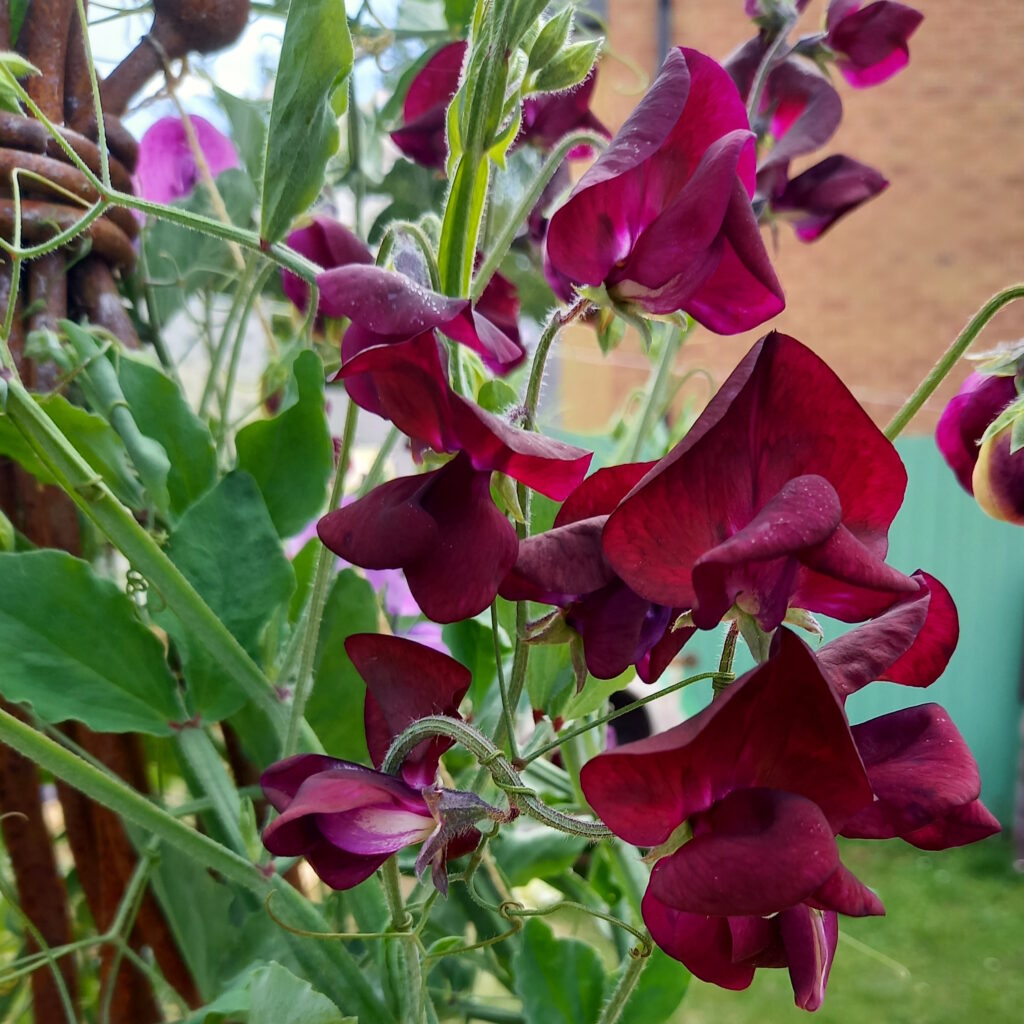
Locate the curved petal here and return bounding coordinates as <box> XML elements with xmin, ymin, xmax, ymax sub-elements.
<box><xmin>135</xmin><ymin>115</ymin><xmax>238</xmax><ymax>205</ymax></box>
<box><xmin>261</xmin><ymin>753</ymin><xmax>351</xmax><ymax>812</ymax></box>
<box><xmin>555</xmin><ymin>461</ymin><xmax>656</xmax><ymax>525</ymax></box>
<box><xmin>648</xmin><ymin>788</ymin><xmax>839</xmax><ymax>917</ymax></box>
<box><xmin>901</xmin><ymin>799</ymin><xmax>1000</xmax><ymax>851</ymax></box>
<box><xmin>827</xmin><ymin>1</ymin><xmax>924</xmax><ymax>89</ymax></box>
<box><xmin>305</xmin><ymin>840</ymin><xmax>390</xmax><ymax>890</ymax></box>
<box><xmin>817</xmin><ymin>571</ymin><xmax>958</xmax><ymax>699</ymax></box>
<box><xmin>283</xmin><ymin>216</ymin><xmax>372</xmax><ymax>313</ymax></box>
<box><xmin>642</xmin><ymin>890</ymin><xmax>757</xmax><ymax>991</ymax></box>
<box><xmin>808</xmin><ymin>862</ymin><xmax>885</xmax><ymax>917</ymax></box>
<box><xmin>316</xmin><ymin>805</ymin><xmax>433</xmax><ymax>854</ymax></box>
<box><xmin>779</xmin><ymin>906</ymin><xmax>839</xmax><ymax>1012</ymax></box>
<box><xmin>391</xmin><ymin>41</ymin><xmax>466</xmax><ymax>168</ymax></box>
<box><xmin>842</xmin><ymin>704</ymin><xmax>984</xmax><ymax>840</ymax></box>
<box><xmin>347</xmin><ymin>633</ymin><xmax>471</xmax><ymax>785</ymax></box>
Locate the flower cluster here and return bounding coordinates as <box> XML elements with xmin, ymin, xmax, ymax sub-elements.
<box><xmin>728</xmin><ymin>0</ymin><xmax>922</xmax><ymax>241</ymax></box>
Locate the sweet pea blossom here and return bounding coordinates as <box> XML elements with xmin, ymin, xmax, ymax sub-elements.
<box><xmin>581</xmin><ymin>632</ymin><xmax>879</xmax><ymax>1007</ymax></box>
<box><xmin>603</xmin><ymin>332</ymin><xmax>918</xmax><ymax>634</ymax></box>
<box><xmin>545</xmin><ymin>47</ymin><xmax>784</xmax><ymax>332</ymax></box>
<box><xmin>825</xmin><ymin>1</ymin><xmax>924</xmax><ymax>89</ymax></box>
<box><xmin>500</xmin><ymin>461</ymin><xmax>695</xmax><ymax>681</ymax></box>
<box><xmin>262</xmin><ymin>635</ymin><xmax>501</xmax><ymax>893</ymax></box>
<box><xmin>134</xmin><ymin>115</ymin><xmax>239</xmax><ymax>204</ymax></box>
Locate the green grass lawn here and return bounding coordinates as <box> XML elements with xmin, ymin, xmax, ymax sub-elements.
<box><xmin>678</xmin><ymin>836</ymin><xmax>1023</xmax><ymax>1024</ymax></box>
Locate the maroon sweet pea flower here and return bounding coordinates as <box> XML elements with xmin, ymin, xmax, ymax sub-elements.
<box><xmin>603</xmin><ymin>332</ymin><xmax>918</xmax><ymax>634</ymax></box>
<box><xmin>581</xmin><ymin>631</ymin><xmax>879</xmax><ymax>1007</ymax></box>
<box><xmin>319</xmin><ymin>263</ymin><xmax>524</xmax><ymax>375</ymax></box>
<box><xmin>390</xmin><ymin>41</ymin><xmax>466</xmax><ymax>169</ymax></box>
<box><xmin>500</xmin><ymin>462</ymin><xmax>695</xmax><ymax>681</ymax></box>
<box><xmin>261</xmin><ymin>756</ymin><xmax>495</xmax><ymax>893</ymax></box>
<box><xmin>520</xmin><ymin>73</ymin><xmax>609</xmax><ymax>156</ymax></box>
<box><xmin>346</xmin><ymin>633</ymin><xmax>471</xmax><ymax>787</ymax></box>
<box><xmin>825</xmin><ymin>1</ymin><xmax>924</xmax><ymax>89</ymax></box>
<box><xmin>545</xmin><ymin>47</ymin><xmax>784</xmax><ymax>333</ymax></box>
<box><xmin>936</xmin><ymin>372</ymin><xmax>1018</xmax><ymax>494</ymax></box>
<box><xmin>772</xmin><ymin>154</ymin><xmax>888</xmax><ymax>240</ymax></box>
<box><xmin>281</xmin><ymin>216</ymin><xmax>373</xmax><ymax>316</ymax></box>
<box><xmin>319</xmin><ymin>453</ymin><xmax>519</xmax><ymax>624</ymax></box>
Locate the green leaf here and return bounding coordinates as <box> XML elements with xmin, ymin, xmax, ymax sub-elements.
<box><xmin>0</xmin><ymin>508</ymin><xmax>13</xmax><ymax>552</ymax></box>
<box><xmin>260</xmin><ymin>0</ymin><xmax>353</xmax><ymax>242</ymax></box>
<box><xmin>0</xmin><ymin>550</ymin><xmax>182</xmax><ymax>734</ymax></box>
<box><xmin>614</xmin><ymin>947</ymin><xmax>690</xmax><ymax>1024</ymax></box>
<box><xmin>514</xmin><ymin>918</ymin><xmax>606</xmax><ymax>1024</ymax></box>
<box><xmin>528</xmin><ymin>7</ymin><xmax>574</xmax><ymax>72</ymax></box>
<box><xmin>306</xmin><ymin>569</ymin><xmax>379</xmax><ymax>760</ymax></box>
<box><xmin>532</xmin><ymin>39</ymin><xmax>602</xmax><ymax>94</ymax></box>
<box><xmin>562</xmin><ymin>666</ymin><xmax>635</xmax><ymax>720</ymax></box>
<box><xmin>236</xmin><ymin>350</ymin><xmax>333</xmax><ymax>538</ymax></box>
<box><xmin>249</xmin><ymin>961</ymin><xmax>353</xmax><ymax>1024</ymax></box>
<box><xmin>144</xmin><ymin>168</ymin><xmax>258</xmax><ymax>323</ymax></box>
<box><xmin>476</xmin><ymin>378</ymin><xmax>519</xmax><ymax>414</ymax></box>
<box><xmin>526</xmin><ymin>643</ymin><xmax>577</xmax><ymax>719</ymax></box>
<box><xmin>161</xmin><ymin>472</ymin><xmax>295</xmax><ymax>720</ymax></box>
<box><xmin>492</xmin><ymin>822</ymin><xmax>587</xmax><ymax>886</ymax></box>
<box><xmin>214</xmin><ymin>85</ymin><xmax>270</xmax><ymax>187</ymax></box>
<box><xmin>116</xmin><ymin>353</ymin><xmax>216</xmax><ymax>518</ymax></box>
<box><xmin>444</xmin><ymin>0</ymin><xmax>474</xmax><ymax>30</ymax></box>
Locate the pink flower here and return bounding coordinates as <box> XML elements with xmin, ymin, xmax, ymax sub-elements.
<box><xmin>134</xmin><ymin>115</ymin><xmax>239</xmax><ymax>204</ymax></box>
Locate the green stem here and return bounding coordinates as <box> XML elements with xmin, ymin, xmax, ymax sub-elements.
<box><xmin>376</xmin><ymin>220</ymin><xmax>442</xmax><ymax>292</ymax></box>
<box><xmin>175</xmin><ymin>726</ymin><xmax>245</xmax><ymax>854</ymax></box>
<box><xmin>469</xmin><ymin>129</ymin><xmax>608</xmax><ymax>302</ymax></box>
<box><xmin>381</xmin><ymin>857</ymin><xmax>423</xmax><ymax>1023</ymax></box>
<box><xmin>627</xmin><ymin>321</ymin><xmax>686</xmax><ymax>462</ymax></box>
<box><xmin>598</xmin><ymin>944</ymin><xmax>652</xmax><ymax>1024</ymax></box>
<box><xmin>746</xmin><ymin>13</ymin><xmax>798</xmax><ymax>124</ymax></box>
<box><xmin>283</xmin><ymin>401</ymin><xmax>359</xmax><ymax>756</ymax></box>
<box><xmin>0</xmin><ymin>705</ymin><xmax>394</xmax><ymax>1022</ymax></box>
<box><xmin>382</xmin><ymin>716</ymin><xmax>612</xmax><ymax>839</ymax></box>
<box><xmin>358</xmin><ymin>425</ymin><xmax>399</xmax><ymax>496</ymax></box>
<box><xmin>713</xmin><ymin>621</ymin><xmax>740</xmax><ymax>697</ymax></box>
<box><xmin>522</xmin><ymin>671</ymin><xmax>729</xmax><ymax>765</ymax></box>
<box><xmin>220</xmin><ymin>263</ymin><xmax>274</xmax><ymax>440</ymax></box>
<box><xmin>73</xmin><ymin>0</ymin><xmax>110</xmax><ymax>188</ymax></box>
<box><xmin>0</xmin><ymin>376</ymin><xmax>289</xmax><ymax>740</ymax></box>
<box><xmin>492</xmin><ymin>602</ymin><xmax>518</xmax><ymax>761</ymax></box>
<box><xmin>200</xmin><ymin>260</ymin><xmax>257</xmax><ymax>417</ymax></box>
<box><xmin>884</xmin><ymin>284</ymin><xmax>1024</xmax><ymax>439</ymax></box>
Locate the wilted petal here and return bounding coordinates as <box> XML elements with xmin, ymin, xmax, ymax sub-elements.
<box><xmin>826</xmin><ymin>1</ymin><xmax>924</xmax><ymax>89</ymax></box>
<box><xmin>346</xmin><ymin>633</ymin><xmax>471</xmax><ymax>786</ymax></box>
<box><xmin>642</xmin><ymin>890</ymin><xmax>757</xmax><ymax>990</ymax></box>
<box><xmin>842</xmin><ymin>704</ymin><xmax>987</xmax><ymax>841</ymax></box>
<box><xmin>972</xmin><ymin>427</ymin><xmax>1024</xmax><ymax>525</ymax></box>
<box><xmin>773</xmin><ymin>154</ymin><xmax>888</xmax><ymax>241</ymax></box>
<box><xmin>135</xmin><ymin>115</ymin><xmax>239</xmax><ymax>205</ymax></box>
<box><xmin>779</xmin><ymin>906</ymin><xmax>839</xmax><ymax>1011</ymax></box>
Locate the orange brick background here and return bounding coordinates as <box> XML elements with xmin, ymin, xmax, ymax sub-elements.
<box><xmin>558</xmin><ymin>0</ymin><xmax>1024</xmax><ymax>435</ymax></box>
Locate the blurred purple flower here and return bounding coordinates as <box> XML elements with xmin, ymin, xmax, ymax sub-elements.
<box><xmin>134</xmin><ymin>115</ymin><xmax>239</xmax><ymax>204</ymax></box>
<box><xmin>826</xmin><ymin>0</ymin><xmax>924</xmax><ymax>89</ymax></box>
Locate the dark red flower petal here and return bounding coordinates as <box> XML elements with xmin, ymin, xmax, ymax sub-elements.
<box><xmin>282</xmin><ymin>216</ymin><xmax>373</xmax><ymax>314</ymax></box>
<box><xmin>319</xmin><ymin>454</ymin><xmax>519</xmax><ymax>623</ymax></box>
<box><xmin>346</xmin><ymin>633</ymin><xmax>471</xmax><ymax>787</ymax></box>
<box><xmin>842</xmin><ymin>704</ymin><xmax>987</xmax><ymax>842</ymax></box>
<box><xmin>555</xmin><ymin>461</ymin><xmax>656</xmax><ymax>525</ymax></box>
<box><xmin>390</xmin><ymin>41</ymin><xmax>466</xmax><ymax>168</ymax></box>
<box><xmin>808</xmin><ymin>862</ymin><xmax>885</xmax><ymax>917</ymax></box>
<box><xmin>642</xmin><ymin>890</ymin><xmax>757</xmax><ymax>991</ymax></box>
<box><xmin>779</xmin><ymin>906</ymin><xmax>839</xmax><ymax>1012</ymax></box>
<box><xmin>900</xmin><ymin>799</ymin><xmax>1000</xmax><ymax>851</ymax></box>
<box><xmin>580</xmin><ymin>630</ymin><xmax>872</xmax><ymax>845</ymax></box>
<box><xmin>817</xmin><ymin>571</ymin><xmax>958</xmax><ymax>699</ymax></box>
<box><xmin>826</xmin><ymin>1</ymin><xmax>924</xmax><ymax>89</ymax></box>
<box><xmin>519</xmin><ymin>72</ymin><xmax>609</xmax><ymax>154</ymax></box>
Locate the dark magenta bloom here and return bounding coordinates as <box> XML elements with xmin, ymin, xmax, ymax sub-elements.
<box><xmin>134</xmin><ymin>115</ymin><xmax>239</xmax><ymax>204</ymax></box>
<box><xmin>603</xmin><ymin>332</ymin><xmax>918</xmax><ymax>633</ymax></box>
<box><xmin>390</xmin><ymin>41</ymin><xmax>466</xmax><ymax>169</ymax></box>
<box><xmin>545</xmin><ymin>47</ymin><xmax>784</xmax><ymax>333</ymax></box>
<box><xmin>500</xmin><ymin>461</ymin><xmax>694</xmax><ymax>682</ymax></box>
<box><xmin>319</xmin><ymin>263</ymin><xmax>524</xmax><ymax>374</ymax></box>
<box><xmin>281</xmin><ymin>216</ymin><xmax>373</xmax><ymax>316</ymax></box>
<box><xmin>581</xmin><ymin>632</ymin><xmax>879</xmax><ymax>1006</ymax></box>
<box><xmin>935</xmin><ymin>372</ymin><xmax>1018</xmax><ymax>494</ymax></box>
<box><xmin>346</xmin><ymin>633</ymin><xmax>471</xmax><ymax>787</ymax></box>
<box><xmin>261</xmin><ymin>756</ymin><xmax>490</xmax><ymax>893</ymax></box>
<box><xmin>825</xmin><ymin>1</ymin><xmax>924</xmax><ymax>89</ymax></box>
<box><xmin>772</xmin><ymin>154</ymin><xmax>888</xmax><ymax>240</ymax></box>
<box><xmin>520</xmin><ymin>73</ymin><xmax>609</xmax><ymax>156</ymax></box>
<box><xmin>320</xmin><ymin>453</ymin><xmax>519</xmax><ymax>623</ymax></box>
